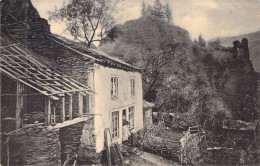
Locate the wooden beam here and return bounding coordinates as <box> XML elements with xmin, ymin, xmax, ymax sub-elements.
<box><xmin>69</xmin><ymin>95</ymin><xmax>73</xmax><ymax>120</ymax></box>
<box><xmin>61</xmin><ymin>96</ymin><xmax>65</xmax><ymax>122</ymax></box>
<box><xmin>1</xmin><ymin>69</ymin><xmax>53</xmax><ymax>97</ymax></box>
<box><xmin>86</xmin><ymin>94</ymin><xmax>90</xmax><ymax>114</ymax></box>
<box><xmin>45</xmin><ymin>97</ymin><xmax>51</xmax><ymax>125</ymax></box>
<box><xmin>49</xmin><ymin>117</ymin><xmax>92</xmax><ymax>129</ymax></box>
<box><xmin>16</xmin><ymin>81</ymin><xmax>23</xmax><ymax>129</ymax></box>
<box><xmin>78</xmin><ymin>93</ymin><xmax>83</xmax><ymax>117</ymax></box>
<box><xmin>49</xmin><ymin>89</ymin><xmax>92</xmax><ymax>96</ymax></box>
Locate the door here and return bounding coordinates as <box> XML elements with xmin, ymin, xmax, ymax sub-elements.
<box><xmin>122</xmin><ymin>109</ymin><xmax>127</xmax><ymax>126</ymax></box>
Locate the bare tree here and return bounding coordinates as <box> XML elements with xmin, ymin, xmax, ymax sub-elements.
<box><xmin>48</xmin><ymin>0</ymin><xmax>115</xmax><ymax>48</ymax></box>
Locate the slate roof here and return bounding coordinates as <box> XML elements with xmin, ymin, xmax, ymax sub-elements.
<box><xmin>45</xmin><ymin>34</ymin><xmax>141</xmax><ymax>72</ymax></box>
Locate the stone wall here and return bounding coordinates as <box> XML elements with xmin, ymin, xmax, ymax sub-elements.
<box><xmin>59</xmin><ymin>118</ymin><xmax>100</xmax><ymax>164</ymax></box>
<box><xmin>1</xmin><ymin>125</ymin><xmax>61</xmax><ymax>166</ymax></box>
<box><xmin>59</xmin><ymin>122</ymin><xmax>84</xmax><ymax>163</ymax></box>
<box><xmin>78</xmin><ymin>119</ymin><xmax>102</xmax><ymax>164</ymax></box>
<box><xmin>1</xmin><ymin>119</ymin><xmax>100</xmax><ymax>165</ymax></box>
<box><xmin>205</xmin><ymin>148</ymin><xmax>240</xmax><ymax>165</ymax></box>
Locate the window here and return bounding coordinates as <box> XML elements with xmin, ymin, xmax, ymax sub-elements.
<box><xmin>112</xmin><ymin>111</ymin><xmax>119</xmax><ymax>139</ymax></box>
<box><xmin>111</xmin><ymin>77</ymin><xmax>118</xmax><ymax>99</ymax></box>
<box><xmin>130</xmin><ymin>78</ymin><xmax>135</xmax><ymax>97</ymax></box>
<box><xmin>129</xmin><ymin>106</ymin><xmax>134</xmax><ymax>129</ymax></box>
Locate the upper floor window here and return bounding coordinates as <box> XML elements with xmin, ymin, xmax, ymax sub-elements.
<box><xmin>130</xmin><ymin>78</ymin><xmax>135</xmax><ymax>97</ymax></box>
<box><xmin>111</xmin><ymin>77</ymin><xmax>118</xmax><ymax>99</ymax></box>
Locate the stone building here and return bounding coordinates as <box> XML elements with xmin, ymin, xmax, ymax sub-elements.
<box><xmin>0</xmin><ymin>33</ymin><xmax>94</xmax><ymax>165</ymax></box>
<box><xmin>1</xmin><ymin>0</ymin><xmax>143</xmax><ymax>164</ymax></box>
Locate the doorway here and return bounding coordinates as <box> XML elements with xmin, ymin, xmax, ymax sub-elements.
<box><xmin>122</xmin><ymin>109</ymin><xmax>127</xmax><ymax>126</ymax></box>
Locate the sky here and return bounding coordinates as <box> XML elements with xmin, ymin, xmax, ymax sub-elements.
<box><xmin>31</xmin><ymin>0</ymin><xmax>260</xmax><ymax>41</ymax></box>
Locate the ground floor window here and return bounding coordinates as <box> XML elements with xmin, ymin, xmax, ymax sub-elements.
<box><xmin>112</xmin><ymin>111</ymin><xmax>119</xmax><ymax>139</ymax></box>
<box><xmin>129</xmin><ymin>106</ymin><xmax>134</xmax><ymax>129</ymax></box>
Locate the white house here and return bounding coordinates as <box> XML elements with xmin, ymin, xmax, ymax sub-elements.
<box><xmin>44</xmin><ymin>34</ymin><xmax>144</xmax><ymax>155</ymax></box>
<box><xmin>1</xmin><ymin>0</ymin><xmax>143</xmax><ymax>161</ymax></box>
<box><xmin>92</xmin><ymin>62</ymin><xmax>143</xmax><ymax>153</ymax></box>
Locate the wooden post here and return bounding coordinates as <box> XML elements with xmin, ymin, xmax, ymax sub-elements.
<box><xmin>7</xmin><ymin>137</ymin><xmax>9</xmax><ymax>166</ymax></box>
<box><xmin>86</xmin><ymin>94</ymin><xmax>90</xmax><ymax>114</ymax></box>
<box><xmin>45</xmin><ymin>97</ymin><xmax>51</xmax><ymax>125</ymax></box>
<box><xmin>61</xmin><ymin>96</ymin><xmax>65</xmax><ymax>122</ymax></box>
<box><xmin>131</xmin><ymin>133</ymin><xmax>134</xmax><ymax>147</ymax></box>
<box><xmin>16</xmin><ymin>82</ymin><xmax>23</xmax><ymax>129</ymax></box>
<box><xmin>78</xmin><ymin>93</ymin><xmax>83</xmax><ymax>117</ymax></box>
<box><xmin>69</xmin><ymin>95</ymin><xmax>73</xmax><ymax>120</ymax></box>
<box><xmin>104</xmin><ymin>128</ymin><xmax>112</xmax><ymax>166</ymax></box>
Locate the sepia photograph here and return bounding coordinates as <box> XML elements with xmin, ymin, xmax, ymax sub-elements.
<box><xmin>0</xmin><ymin>0</ymin><xmax>260</xmax><ymax>165</ymax></box>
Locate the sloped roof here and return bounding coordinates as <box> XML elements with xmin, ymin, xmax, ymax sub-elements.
<box><xmin>0</xmin><ymin>33</ymin><xmax>92</xmax><ymax>100</ymax></box>
<box><xmin>143</xmin><ymin>100</ymin><xmax>155</xmax><ymax>108</ymax></box>
<box><xmin>45</xmin><ymin>34</ymin><xmax>141</xmax><ymax>72</ymax></box>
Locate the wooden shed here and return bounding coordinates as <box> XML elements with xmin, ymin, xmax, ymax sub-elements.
<box><xmin>0</xmin><ymin>33</ymin><xmax>94</xmax><ymax>132</ymax></box>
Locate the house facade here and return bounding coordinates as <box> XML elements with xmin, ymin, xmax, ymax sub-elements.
<box><xmin>40</xmin><ymin>34</ymin><xmax>144</xmax><ymax>155</ymax></box>
<box><xmin>93</xmin><ymin>64</ymin><xmax>143</xmax><ymax>153</ymax></box>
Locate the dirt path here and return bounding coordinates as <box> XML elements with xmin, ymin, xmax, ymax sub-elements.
<box><xmin>129</xmin><ymin>152</ymin><xmax>180</xmax><ymax>166</ymax></box>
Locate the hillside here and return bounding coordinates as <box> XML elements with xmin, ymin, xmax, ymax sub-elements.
<box><xmin>210</xmin><ymin>31</ymin><xmax>260</xmax><ymax>72</ymax></box>
<box><xmin>100</xmin><ymin>16</ymin><xmax>258</xmax><ymax>125</ymax></box>
<box><xmin>100</xmin><ymin>16</ymin><xmax>193</xmax><ymax>66</ymax></box>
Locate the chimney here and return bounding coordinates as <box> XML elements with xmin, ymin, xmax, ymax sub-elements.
<box><xmin>1</xmin><ymin>0</ymin><xmax>50</xmax><ymax>45</ymax></box>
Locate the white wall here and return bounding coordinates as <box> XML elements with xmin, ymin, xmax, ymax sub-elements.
<box><xmin>92</xmin><ymin>64</ymin><xmax>143</xmax><ymax>153</ymax></box>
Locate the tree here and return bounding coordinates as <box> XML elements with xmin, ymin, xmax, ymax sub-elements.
<box><xmin>208</xmin><ymin>38</ymin><xmax>221</xmax><ymax>48</ymax></box>
<box><xmin>198</xmin><ymin>34</ymin><xmax>206</xmax><ymax>47</ymax></box>
<box><xmin>151</xmin><ymin>0</ymin><xmax>164</xmax><ymax>19</ymax></box>
<box><xmin>142</xmin><ymin>0</ymin><xmax>173</xmax><ymax>24</ymax></box>
<box><xmin>142</xmin><ymin>41</ymin><xmax>188</xmax><ymax>104</ymax></box>
<box><xmin>48</xmin><ymin>0</ymin><xmax>115</xmax><ymax>48</ymax></box>
<box><xmin>165</xmin><ymin>2</ymin><xmax>173</xmax><ymax>24</ymax></box>
<box><xmin>141</xmin><ymin>0</ymin><xmax>146</xmax><ymax>16</ymax></box>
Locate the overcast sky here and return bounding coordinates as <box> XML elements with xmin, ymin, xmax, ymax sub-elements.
<box><xmin>31</xmin><ymin>0</ymin><xmax>260</xmax><ymax>40</ymax></box>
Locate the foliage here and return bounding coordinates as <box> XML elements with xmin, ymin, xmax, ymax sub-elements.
<box><xmin>208</xmin><ymin>38</ymin><xmax>221</xmax><ymax>49</ymax></box>
<box><xmin>100</xmin><ymin>14</ymin><xmax>257</xmax><ymax>125</ymax></box>
<box><xmin>142</xmin><ymin>0</ymin><xmax>173</xmax><ymax>24</ymax></box>
<box><xmin>198</xmin><ymin>34</ymin><xmax>206</xmax><ymax>48</ymax></box>
<box><xmin>48</xmin><ymin>0</ymin><xmax>116</xmax><ymax>47</ymax></box>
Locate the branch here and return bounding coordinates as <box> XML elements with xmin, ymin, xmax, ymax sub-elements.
<box><xmin>89</xmin><ymin>19</ymin><xmax>100</xmax><ymax>44</ymax></box>
<box><xmin>145</xmin><ymin>71</ymin><xmax>160</xmax><ymax>96</ymax></box>
<box><xmin>100</xmin><ymin>28</ymin><xmax>103</xmax><ymax>40</ymax></box>
<box><xmin>87</xmin><ymin>16</ymin><xmax>95</xmax><ymax>31</ymax></box>
<box><xmin>81</xmin><ymin>18</ymin><xmax>90</xmax><ymax>44</ymax></box>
